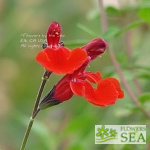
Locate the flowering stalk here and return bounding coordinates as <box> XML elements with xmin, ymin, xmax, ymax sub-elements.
<box><xmin>20</xmin><ymin>22</ymin><xmax>61</xmax><ymax>150</ymax></box>
<box><xmin>20</xmin><ymin>21</ymin><xmax>86</xmax><ymax>150</ymax></box>
<box><xmin>32</xmin><ymin>70</ymin><xmax>52</xmax><ymax>118</ymax></box>
<box><xmin>20</xmin><ymin>70</ymin><xmax>51</xmax><ymax>150</ymax></box>
<box><xmin>20</xmin><ymin>21</ymin><xmax>125</xmax><ymax>150</ymax></box>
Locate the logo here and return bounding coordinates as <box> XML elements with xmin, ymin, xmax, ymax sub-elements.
<box><xmin>95</xmin><ymin>125</ymin><xmax>146</xmax><ymax>144</ymax></box>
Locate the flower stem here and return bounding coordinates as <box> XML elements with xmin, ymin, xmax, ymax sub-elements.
<box><xmin>32</xmin><ymin>70</ymin><xmax>52</xmax><ymax>117</ymax></box>
<box><xmin>20</xmin><ymin>118</ymin><xmax>34</xmax><ymax>150</ymax></box>
<box><xmin>20</xmin><ymin>70</ymin><xmax>52</xmax><ymax>150</ymax></box>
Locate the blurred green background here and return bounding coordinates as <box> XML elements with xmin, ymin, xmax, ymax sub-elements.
<box><xmin>0</xmin><ymin>0</ymin><xmax>150</xmax><ymax>149</ymax></box>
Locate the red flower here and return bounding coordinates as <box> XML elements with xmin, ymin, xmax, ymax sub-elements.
<box><xmin>53</xmin><ymin>59</ymin><xmax>124</xmax><ymax>107</ymax></box>
<box><xmin>39</xmin><ymin>38</ymin><xmax>124</xmax><ymax>109</ymax></box>
<box><xmin>36</xmin><ymin>22</ymin><xmax>87</xmax><ymax>74</ymax></box>
<box><xmin>70</xmin><ymin>72</ymin><xmax>124</xmax><ymax>106</ymax></box>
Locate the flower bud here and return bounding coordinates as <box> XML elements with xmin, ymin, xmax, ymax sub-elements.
<box><xmin>39</xmin><ymin>74</ymin><xmax>73</xmax><ymax>109</ymax></box>
<box><xmin>82</xmin><ymin>38</ymin><xmax>107</xmax><ymax>60</ymax></box>
<box><xmin>39</xmin><ymin>86</ymin><xmax>61</xmax><ymax>110</ymax></box>
<box><xmin>54</xmin><ymin>74</ymin><xmax>73</xmax><ymax>101</ymax></box>
<box><xmin>47</xmin><ymin>22</ymin><xmax>61</xmax><ymax>48</ymax></box>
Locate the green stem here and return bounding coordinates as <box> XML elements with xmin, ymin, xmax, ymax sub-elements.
<box><xmin>20</xmin><ymin>70</ymin><xmax>52</xmax><ymax>150</ymax></box>
<box><xmin>20</xmin><ymin>118</ymin><xmax>34</xmax><ymax>150</ymax></box>
<box><xmin>32</xmin><ymin>70</ymin><xmax>52</xmax><ymax>117</ymax></box>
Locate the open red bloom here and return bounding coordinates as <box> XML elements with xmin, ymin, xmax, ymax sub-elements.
<box><xmin>53</xmin><ymin>59</ymin><xmax>124</xmax><ymax>107</ymax></box>
<box><xmin>39</xmin><ymin>38</ymin><xmax>124</xmax><ymax>109</ymax></box>
<box><xmin>36</xmin><ymin>46</ymin><xmax>87</xmax><ymax>74</ymax></box>
<box><xmin>36</xmin><ymin>22</ymin><xmax>87</xmax><ymax>74</ymax></box>
<box><xmin>70</xmin><ymin>72</ymin><xmax>124</xmax><ymax>106</ymax></box>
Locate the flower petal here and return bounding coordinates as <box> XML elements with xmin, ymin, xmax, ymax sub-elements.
<box><xmin>104</xmin><ymin>78</ymin><xmax>124</xmax><ymax>98</ymax></box>
<box><xmin>65</xmin><ymin>48</ymin><xmax>88</xmax><ymax>73</ymax></box>
<box><xmin>44</xmin><ymin>46</ymin><xmax>69</xmax><ymax>73</ymax></box>
<box><xmin>86</xmin><ymin>72</ymin><xmax>102</xmax><ymax>83</ymax></box>
<box><xmin>36</xmin><ymin>50</ymin><xmax>51</xmax><ymax>70</ymax></box>
<box><xmin>94</xmin><ymin>79</ymin><xmax>119</xmax><ymax>106</ymax></box>
<box><xmin>70</xmin><ymin>80</ymin><xmax>84</xmax><ymax>96</ymax></box>
<box><xmin>81</xmin><ymin>81</ymin><xmax>96</xmax><ymax>102</ymax></box>
<box><xmin>70</xmin><ymin>75</ymin><xmax>122</xmax><ymax>107</ymax></box>
<box><xmin>70</xmin><ymin>80</ymin><xmax>95</xmax><ymax>102</ymax></box>
<box><xmin>36</xmin><ymin>47</ymin><xmax>87</xmax><ymax>74</ymax></box>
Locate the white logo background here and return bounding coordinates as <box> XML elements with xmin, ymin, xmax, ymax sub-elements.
<box><xmin>95</xmin><ymin>125</ymin><xmax>146</xmax><ymax>144</ymax></box>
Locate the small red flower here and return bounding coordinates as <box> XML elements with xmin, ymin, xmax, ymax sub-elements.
<box><xmin>36</xmin><ymin>22</ymin><xmax>87</xmax><ymax>74</ymax></box>
<box><xmin>39</xmin><ymin>38</ymin><xmax>124</xmax><ymax>109</ymax></box>
<box><xmin>53</xmin><ymin>59</ymin><xmax>124</xmax><ymax>107</ymax></box>
<box><xmin>70</xmin><ymin>72</ymin><xmax>124</xmax><ymax>106</ymax></box>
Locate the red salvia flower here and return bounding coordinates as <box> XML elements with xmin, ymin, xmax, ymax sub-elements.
<box><xmin>70</xmin><ymin>72</ymin><xmax>124</xmax><ymax>106</ymax></box>
<box><xmin>36</xmin><ymin>22</ymin><xmax>87</xmax><ymax>74</ymax></box>
<box><xmin>39</xmin><ymin>38</ymin><xmax>124</xmax><ymax>109</ymax></box>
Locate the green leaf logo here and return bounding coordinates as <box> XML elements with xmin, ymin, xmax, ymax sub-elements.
<box><xmin>96</xmin><ymin>125</ymin><xmax>118</xmax><ymax>143</ymax></box>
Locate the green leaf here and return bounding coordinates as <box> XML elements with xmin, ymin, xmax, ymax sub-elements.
<box><xmin>139</xmin><ymin>93</ymin><xmax>150</xmax><ymax>104</ymax></box>
<box><xmin>103</xmin><ymin>27</ymin><xmax>120</xmax><ymax>40</ymax></box>
<box><xmin>86</xmin><ymin>8</ymin><xmax>99</xmax><ymax>20</ymax></box>
<box><xmin>134</xmin><ymin>65</ymin><xmax>150</xmax><ymax>72</ymax></box>
<box><xmin>114</xmin><ymin>109</ymin><xmax>132</xmax><ymax>117</ymax></box>
<box><xmin>138</xmin><ymin>73</ymin><xmax>150</xmax><ymax>79</ymax></box>
<box><xmin>64</xmin><ymin>116</ymin><xmax>93</xmax><ymax>134</ymax></box>
<box><xmin>106</xmin><ymin>6</ymin><xmax>120</xmax><ymax>15</ymax></box>
<box><xmin>125</xmin><ymin>104</ymin><xmax>139</xmax><ymax>112</ymax></box>
<box><xmin>65</xmin><ymin>40</ymin><xmax>88</xmax><ymax>47</ymax></box>
<box><xmin>122</xmin><ymin>145</ymin><xmax>136</xmax><ymax>150</ymax></box>
<box><xmin>115</xmin><ymin>20</ymin><xmax>144</xmax><ymax>36</ymax></box>
<box><xmin>68</xmin><ymin>144</ymin><xmax>85</xmax><ymax>150</ymax></box>
<box><xmin>77</xmin><ymin>23</ymin><xmax>99</xmax><ymax>37</ymax></box>
<box><xmin>138</xmin><ymin>1</ymin><xmax>150</xmax><ymax>9</ymax></box>
<box><xmin>31</xmin><ymin>120</ymin><xmax>54</xmax><ymax>149</ymax></box>
<box><xmin>139</xmin><ymin>7</ymin><xmax>150</xmax><ymax>23</ymax></box>
<box><xmin>77</xmin><ymin>20</ymin><xmax>143</xmax><ymax>40</ymax></box>
<box><xmin>14</xmin><ymin>113</ymin><xmax>55</xmax><ymax>150</ymax></box>
<box><xmin>103</xmin><ymin>20</ymin><xmax>144</xmax><ymax>40</ymax></box>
